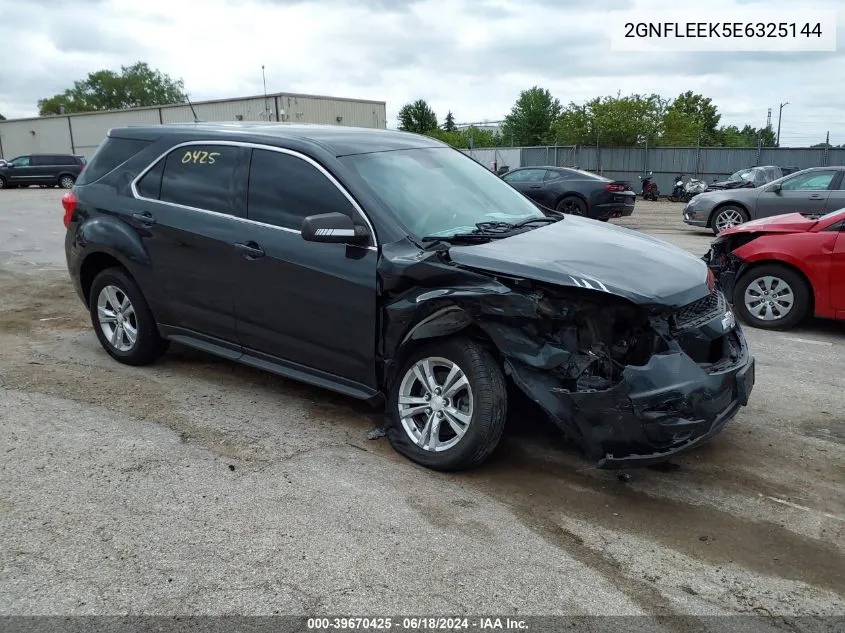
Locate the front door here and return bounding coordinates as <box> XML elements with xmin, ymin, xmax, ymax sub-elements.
<box><xmin>5</xmin><ymin>156</ymin><xmax>36</xmax><ymax>185</ymax></box>
<box><xmin>756</xmin><ymin>170</ymin><xmax>839</xmax><ymax>218</ymax></box>
<box><xmin>831</xmin><ymin>226</ymin><xmax>845</xmax><ymax>311</ymax></box>
<box><xmin>502</xmin><ymin>169</ymin><xmax>550</xmax><ymax>205</ymax></box>
<box><xmin>233</xmin><ymin>147</ymin><xmax>379</xmax><ymax>390</ymax></box>
<box><xmin>129</xmin><ymin>142</ymin><xmax>250</xmax><ymax>346</ymax></box>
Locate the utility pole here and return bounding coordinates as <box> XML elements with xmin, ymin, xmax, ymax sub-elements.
<box><xmin>766</xmin><ymin>108</ymin><xmax>772</xmax><ymax>130</ymax></box>
<box><xmin>261</xmin><ymin>65</ymin><xmax>269</xmax><ymax>120</ymax></box>
<box><xmin>824</xmin><ymin>131</ymin><xmax>830</xmax><ymax>166</ymax></box>
<box><xmin>776</xmin><ymin>102</ymin><xmax>789</xmax><ymax>147</ymax></box>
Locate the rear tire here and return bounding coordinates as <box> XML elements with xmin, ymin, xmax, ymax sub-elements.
<box><xmin>733</xmin><ymin>264</ymin><xmax>810</xmax><ymax>331</ymax></box>
<box><xmin>387</xmin><ymin>337</ymin><xmax>508</xmax><ymax>471</ymax></box>
<box><xmin>89</xmin><ymin>267</ymin><xmax>169</xmax><ymax>365</ymax></box>
<box><xmin>556</xmin><ymin>196</ymin><xmax>587</xmax><ymax>216</ymax></box>
<box><xmin>0</xmin><ymin>176</ymin><xmax>6</xmax><ymax>189</ymax></box>
<box><xmin>59</xmin><ymin>174</ymin><xmax>76</xmax><ymax>189</ymax></box>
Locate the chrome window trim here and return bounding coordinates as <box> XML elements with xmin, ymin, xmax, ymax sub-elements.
<box><xmin>129</xmin><ymin>139</ymin><xmax>378</xmax><ymax>250</ymax></box>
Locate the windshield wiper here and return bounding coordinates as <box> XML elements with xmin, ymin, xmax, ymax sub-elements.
<box><xmin>421</xmin><ymin>215</ymin><xmax>561</xmax><ymax>245</ymax></box>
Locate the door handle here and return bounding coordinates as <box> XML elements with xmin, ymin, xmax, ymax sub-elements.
<box><xmin>808</xmin><ymin>194</ymin><xmax>824</xmax><ymax>200</ymax></box>
<box><xmin>131</xmin><ymin>212</ymin><xmax>155</xmax><ymax>225</ymax></box>
<box><xmin>529</xmin><ymin>185</ymin><xmax>542</xmax><ymax>189</ymax></box>
<box><xmin>234</xmin><ymin>241</ymin><xmax>265</xmax><ymax>259</ymax></box>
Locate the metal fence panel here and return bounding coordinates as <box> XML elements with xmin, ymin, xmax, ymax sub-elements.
<box><xmin>465</xmin><ymin>144</ymin><xmax>845</xmax><ymax>194</ymax></box>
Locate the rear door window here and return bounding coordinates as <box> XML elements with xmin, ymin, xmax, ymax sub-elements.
<box><xmin>154</xmin><ymin>144</ymin><xmax>249</xmax><ymax>216</ymax></box>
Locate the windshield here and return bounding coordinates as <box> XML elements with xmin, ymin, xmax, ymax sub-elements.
<box><xmin>728</xmin><ymin>168</ymin><xmax>754</xmax><ymax>182</ymax></box>
<box><xmin>341</xmin><ymin>147</ymin><xmax>544</xmax><ymax>239</ymax></box>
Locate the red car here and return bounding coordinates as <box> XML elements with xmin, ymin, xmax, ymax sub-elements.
<box><xmin>704</xmin><ymin>208</ymin><xmax>845</xmax><ymax>330</ymax></box>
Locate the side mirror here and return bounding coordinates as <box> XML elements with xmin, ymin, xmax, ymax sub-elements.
<box><xmin>301</xmin><ymin>212</ymin><xmax>370</xmax><ymax>245</ymax></box>
<box><xmin>771</xmin><ymin>183</ymin><xmax>782</xmax><ymax>193</ymax></box>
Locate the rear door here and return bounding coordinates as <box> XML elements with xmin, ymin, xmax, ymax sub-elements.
<box><xmin>821</xmin><ymin>170</ymin><xmax>845</xmax><ymax>214</ymax></box>
<box><xmin>131</xmin><ymin>142</ymin><xmax>249</xmax><ymax>347</ymax></box>
<box><xmin>755</xmin><ymin>170</ymin><xmax>837</xmax><ymax>218</ymax></box>
<box><xmin>233</xmin><ymin>147</ymin><xmax>379</xmax><ymax>390</ymax></box>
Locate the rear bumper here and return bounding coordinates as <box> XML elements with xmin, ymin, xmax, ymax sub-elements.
<box><xmin>594</xmin><ymin>199</ymin><xmax>636</xmax><ymax>220</ymax></box>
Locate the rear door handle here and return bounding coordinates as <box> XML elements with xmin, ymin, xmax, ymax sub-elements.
<box><xmin>234</xmin><ymin>241</ymin><xmax>265</xmax><ymax>259</ymax></box>
<box><xmin>529</xmin><ymin>185</ymin><xmax>542</xmax><ymax>189</ymax></box>
<box><xmin>131</xmin><ymin>211</ymin><xmax>155</xmax><ymax>225</ymax></box>
<box><xmin>808</xmin><ymin>194</ymin><xmax>825</xmax><ymax>200</ymax></box>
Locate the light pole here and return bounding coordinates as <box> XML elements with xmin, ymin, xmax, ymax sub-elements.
<box><xmin>776</xmin><ymin>102</ymin><xmax>789</xmax><ymax>147</ymax></box>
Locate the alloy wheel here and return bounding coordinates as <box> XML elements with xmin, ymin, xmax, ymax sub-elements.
<box><xmin>743</xmin><ymin>275</ymin><xmax>794</xmax><ymax>321</ymax></box>
<box><xmin>60</xmin><ymin>176</ymin><xmax>75</xmax><ymax>189</ymax></box>
<box><xmin>96</xmin><ymin>285</ymin><xmax>138</xmax><ymax>352</ymax></box>
<box><xmin>715</xmin><ymin>208</ymin><xmax>744</xmax><ymax>232</ymax></box>
<box><xmin>397</xmin><ymin>357</ymin><xmax>474</xmax><ymax>452</ymax></box>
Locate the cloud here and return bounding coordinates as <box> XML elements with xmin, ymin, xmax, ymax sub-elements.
<box><xmin>0</xmin><ymin>0</ymin><xmax>843</xmax><ymax>145</ymax></box>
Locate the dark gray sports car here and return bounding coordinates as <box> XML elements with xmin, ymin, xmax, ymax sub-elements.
<box><xmin>502</xmin><ymin>166</ymin><xmax>636</xmax><ymax>221</ymax></box>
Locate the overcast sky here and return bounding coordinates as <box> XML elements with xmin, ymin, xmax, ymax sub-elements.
<box><xmin>0</xmin><ymin>0</ymin><xmax>842</xmax><ymax>146</ymax></box>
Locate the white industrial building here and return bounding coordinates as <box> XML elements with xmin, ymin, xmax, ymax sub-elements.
<box><xmin>0</xmin><ymin>91</ymin><xmax>387</xmax><ymax>160</ymax></box>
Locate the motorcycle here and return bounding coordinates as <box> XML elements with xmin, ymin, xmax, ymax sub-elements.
<box><xmin>669</xmin><ymin>174</ymin><xmax>686</xmax><ymax>202</ymax></box>
<box><xmin>682</xmin><ymin>176</ymin><xmax>707</xmax><ymax>201</ymax></box>
<box><xmin>639</xmin><ymin>171</ymin><xmax>659</xmax><ymax>201</ymax></box>
<box><xmin>669</xmin><ymin>174</ymin><xmax>708</xmax><ymax>202</ymax></box>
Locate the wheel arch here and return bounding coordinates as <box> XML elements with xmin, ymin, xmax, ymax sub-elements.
<box><xmin>554</xmin><ymin>191</ymin><xmax>588</xmax><ymax>209</ymax></box>
<box><xmin>79</xmin><ymin>251</ymin><xmax>135</xmax><ymax>307</ymax></box>
<box><xmin>385</xmin><ymin>305</ymin><xmax>504</xmax><ymax>393</ymax></box>
<box><xmin>735</xmin><ymin>258</ymin><xmax>816</xmax><ymax>317</ymax></box>
<box><xmin>708</xmin><ymin>201</ymin><xmax>750</xmax><ymax>228</ymax></box>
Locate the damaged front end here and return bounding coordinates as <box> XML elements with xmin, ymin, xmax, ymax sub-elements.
<box><xmin>496</xmin><ymin>283</ymin><xmax>754</xmax><ymax>468</ymax></box>
<box><xmin>381</xmin><ymin>241</ymin><xmax>754</xmax><ymax>469</ymax></box>
<box><xmin>702</xmin><ymin>232</ymin><xmax>760</xmax><ymax>300</ymax></box>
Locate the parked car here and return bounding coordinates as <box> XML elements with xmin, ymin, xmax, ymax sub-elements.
<box><xmin>683</xmin><ymin>166</ymin><xmax>845</xmax><ymax>235</ymax></box>
<box><xmin>704</xmin><ymin>207</ymin><xmax>845</xmax><ymax>330</ymax></box>
<box><xmin>0</xmin><ymin>153</ymin><xmax>86</xmax><ymax>189</ymax></box>
<box><xmin>706</xmin><ymin>165</ymin><xmax>785</xmax><ymax>192</ymax></box>
<box><xmin>501</xmin><ymin>166</ymin><xmax>635</xmax><ymax>220</ymax></box>
<box><xmin>64</xmin><ymin>124</ymin><xmax>754</xmax><ymax>471</ymax></box>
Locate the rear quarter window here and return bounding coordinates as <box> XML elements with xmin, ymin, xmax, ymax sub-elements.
<box><xmin>76</xmin><ymin>136</ymin><xmax>153</xmax><ymax>185</ymax></box>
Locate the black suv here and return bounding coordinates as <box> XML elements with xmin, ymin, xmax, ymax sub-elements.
<box><xmin>64</xmin><ymin>123</ymin><xmax>755</xmax><ymax>471</ymax></box>
<box><xmin>0</xmin><ymin>153</ymin><xmax>86</xmax><ymax>189</ymax></box>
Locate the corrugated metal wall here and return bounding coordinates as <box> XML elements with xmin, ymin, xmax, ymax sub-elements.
<box><xmin>461</xmin><ymin>148</ymin><xmax>522</xmax><ymax>169</ymax></box>
<box><xmin>0</xmin><ymin>93</ymin><xmax>387</xmax><ymax>159</ymax></box>
<box><xmin>520</xmin><ymin>145</ymin><xmax>845</xmax><ymax>192</ymax></box>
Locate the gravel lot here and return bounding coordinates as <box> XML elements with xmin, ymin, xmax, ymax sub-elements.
<box><xmin>0</xmin><ymin>189</ymin><xmax>843</xmax><ymax>619</ymax></box>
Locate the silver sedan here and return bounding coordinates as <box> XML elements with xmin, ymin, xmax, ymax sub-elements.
<box><xmin>683</xmin><ymin>166</ymin><xmax>845</xmax><ymax>234</ymax></box>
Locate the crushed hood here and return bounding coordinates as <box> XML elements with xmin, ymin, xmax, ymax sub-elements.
<box><xmin>447</xmin><ymin>216</ymin><xmax>711</xmax><ymax>309</ymax></box>
<box><xmin>721</xmin><ymin>212</ymin><xmax>818</xmax><ymax>235</ymax></box>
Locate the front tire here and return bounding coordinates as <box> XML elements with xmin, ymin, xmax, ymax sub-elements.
<box><xmin>711</xmin><ymin>205</ymin><xmax>748</xmax><ymax>235</ymax></box>
<box><xmin>733</xmin><ymin>264</ymin><xmax>810</xmax><ymax>330</ymax></box>
<box><xmin>59</xmin><ymin>175</ymin><xmax>76</xmax><ymax>189</ymax></box>
<box><xmin>89</xmin><ymin>267</ymin><xmax>168</xmax><ymax>365</ymax></box>
<box><xmin>387</xmin><ymin>337</ymin><xmax>507</xmax><ymax>471</ymax></box>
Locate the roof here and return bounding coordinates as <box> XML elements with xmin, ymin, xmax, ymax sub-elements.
<box><xmin>110</xmin><ymin>122</ymin><xmax>447</xmax><ymax>156</ymax></box>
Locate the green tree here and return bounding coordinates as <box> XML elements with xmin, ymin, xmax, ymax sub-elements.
<box><xmin>0</xmin><ymin>113</ymin><xmax>5</xmax><ymax>121</ymax></box>
<box><xmin>554</xmin><ymin>93</ymin><xmax>666</xmax><ymax>146</ymax></box>
<box><xmin>716</xmin><ymin>124</ymin><xmax>776</xmax><ymax>148</ymax></box>
<box><xmin>501</xmin><ymin>86</ymin><xmax>561</xmax><ymax>146</ymax></box>
<box><xmin>397</xmin><ymin>99</ymin><xmax>438</xmax><ymax>134</ymax></box>
<box><xmin>37</xmin><ymin>62</ymin><xmax>185</xmax><ymax>115</ymax></box>
<box><xmin>426</xmin><ymin>126</ymin><xmax>502</xmax><ymax>149</ymax></box>
<box><xmin>443</xmin><ymin>110</ymin><xmax>456</xmax><ymax>132</ymax></box>
<box><xmin>663</xmin><ymin>91</ymin><xmax>721</xmax><ymax>146</ymax></box>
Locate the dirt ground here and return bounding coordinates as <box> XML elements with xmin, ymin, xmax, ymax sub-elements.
<box><xmin>0</xmin><ymin>190</ymin><xmax>843</xmax><ymax>621</ymax></box>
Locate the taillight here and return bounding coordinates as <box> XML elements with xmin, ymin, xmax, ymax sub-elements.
<box><xmin>605</xmin><ymin>183</ymin><xmax>625</xmax><ymax>192</ymax></box>
<box><xmin>62</xmin><ymin>191</ymin><xmax>77</xmax><ymax>228</ymax></box>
